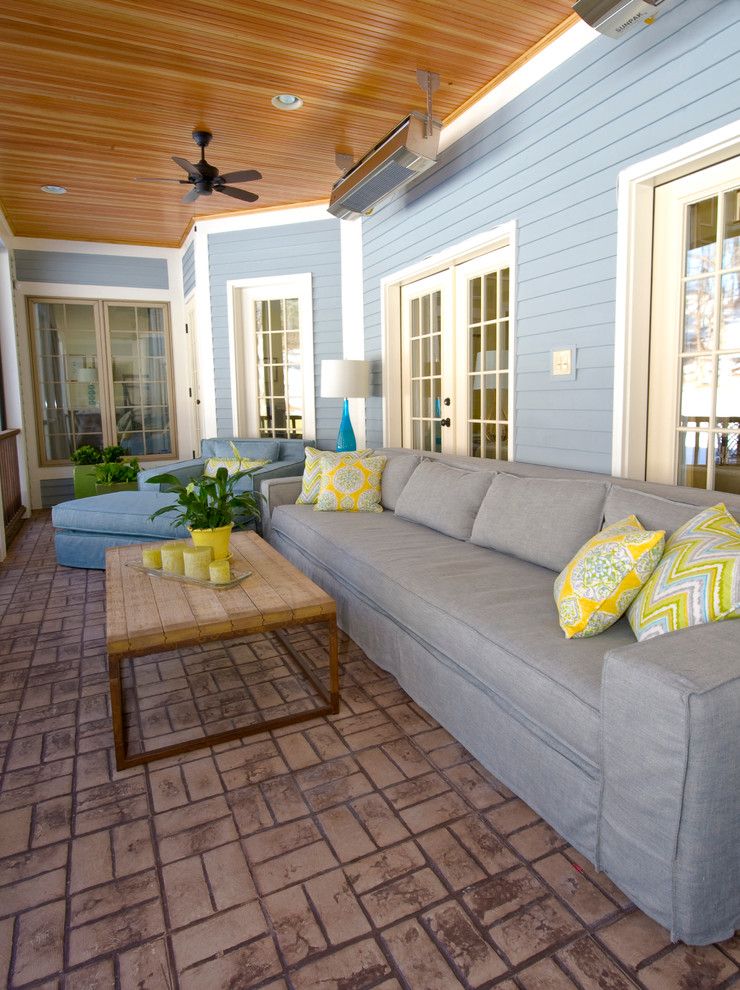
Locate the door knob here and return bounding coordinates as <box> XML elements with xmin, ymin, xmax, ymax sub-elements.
<box><xmin>443</xmin><ymin>397</ymin><xmax>451</xmax><ymax>406</ymax></box>
<box><xmin>440</xmin><ymin>417</ymin><xmax>451</xmax><ymax>427</ymax></box>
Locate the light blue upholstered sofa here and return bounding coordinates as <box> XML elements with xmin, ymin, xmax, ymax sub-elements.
<box><xmin>53</xmin><ymin>437</ymin><xmax>309</xmax><ymax>568</ymax></box>
<box><xmin>261</xmin><ymin>448</ymin><xmax>740</xmax><ymax>945</ymax></box>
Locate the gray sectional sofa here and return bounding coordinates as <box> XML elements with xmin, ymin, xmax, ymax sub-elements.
<box><xmin>262</xmin><ymin>448</ymin><xmax>740</xmax><ymax>945</ymax></box>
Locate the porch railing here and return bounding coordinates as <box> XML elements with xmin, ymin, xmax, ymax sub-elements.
<box><xmin>0</xmin><ymin>429</ymin><xmax>25</xmax><ymax>546</ymax></box>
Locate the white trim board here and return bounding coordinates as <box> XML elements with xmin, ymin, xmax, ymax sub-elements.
<box><xmin>612</xmin><ymin>118</ymin><xmax>740</xmax><ymax>479</ymax></box>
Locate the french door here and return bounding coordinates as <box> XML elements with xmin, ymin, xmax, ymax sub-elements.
<box><xmin>648</xmin><ymin>158</ymin><xmax>740</xmax><ymax>494</ymax></box>
<box><xmin>399</xmin><ymin>247</ymin><xmax>512</xmax><ymax>458</ymax></box>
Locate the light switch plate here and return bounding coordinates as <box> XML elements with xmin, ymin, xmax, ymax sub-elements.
<box><xmin>551</xmin><ymin>347</ymin><xmax>576</xmax><ymax>380</ymax></box>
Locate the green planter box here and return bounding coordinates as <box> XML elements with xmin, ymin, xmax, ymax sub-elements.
<box><xmin>73</xmin><ymin>465</ymin><xmax>99</xmax><ymax>499</ymax></box>
<box><xmin>94</xmin><ymin>482</ymin><xmax>139</xmax><ymax>495</ymax></box>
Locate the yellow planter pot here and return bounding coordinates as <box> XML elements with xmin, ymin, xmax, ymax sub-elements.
<box><xmin>189</xmin><ymin>523</ymin><xmax>234</xmax><ymax>561</ymax></box>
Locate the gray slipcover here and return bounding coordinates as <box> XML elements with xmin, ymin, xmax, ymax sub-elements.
<box><xmin>395</xmin><ymin>460</ymin><xmax>494</xmax><ymax>540</ymax></box>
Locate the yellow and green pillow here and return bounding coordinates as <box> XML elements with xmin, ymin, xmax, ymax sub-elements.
<box><xmin>204</xmin><ymin>442</ymin><xmax>268</xmax><ymax>478</ymax></box>
<box><xmin>315</xmin><ymin>454</ymin><xmax>387</xmax><ymax>513</ymax></box>
<box><xmin>628</xmin><ymin>503</ymin><xmax>740</xmax><ymax>641</ymax></box>
<box><xmin>297</xmin><ymin>446</ymin><xmax>372</xmax><ymax>505</ymax></box>
<box><xmin>554</xmin><ymin>516</ymin><xmax>665</xmax><ymax>639</ymax></box>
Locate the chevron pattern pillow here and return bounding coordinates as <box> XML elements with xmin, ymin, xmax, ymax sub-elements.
<box><xmin>628</xmin><ymin>503</ymin><xmax>740</xmax><ymax>642</ymax></box>
<box><xmin>296</xmin><ymin>447</ymin><xmax>372</xmax><ymax>505</ymax></box>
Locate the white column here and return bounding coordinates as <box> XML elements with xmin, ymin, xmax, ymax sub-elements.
<box><xmin>340</xmin><ymin>219</ymin><xmax>366</xmax><ymax>447</ymax></box>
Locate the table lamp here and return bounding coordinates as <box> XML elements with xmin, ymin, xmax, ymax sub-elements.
<box><xmin>321</xmin><ymin>359</ymin><xmax>371</xmax><ymax>452</ymax></box>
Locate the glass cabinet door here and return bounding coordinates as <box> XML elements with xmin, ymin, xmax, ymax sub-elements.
<box><xmin>30</xmin><ymin>300</ymin><xmax>102</xmax><ymax>462</ymax></box>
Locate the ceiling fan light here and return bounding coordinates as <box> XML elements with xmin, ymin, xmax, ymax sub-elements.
<box><xmin>41</xmin><ymin>184</ymin><xmax>67</xmax><ymax>195</ymax></box>
<box><xmin>271</xmin><ymin>93</ymin><xmax>303</xmax><ymax>110</ymax></box>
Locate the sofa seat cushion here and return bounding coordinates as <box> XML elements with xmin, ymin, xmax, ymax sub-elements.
<box><xmin>272</xmin><ymin>504</ymin><xmax>635</xmax><ymax>768</ymax></box>
<box><xmin>52</xmin><ymin>491</ymin><xmax>190</xmax><ymax>540</ymax></box>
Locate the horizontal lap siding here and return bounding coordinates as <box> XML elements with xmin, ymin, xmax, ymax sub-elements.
<box><xmin>207</xmin><ymin>220</ymin><xmax>342</xmax><ymax>445</ymax></box>
<box><xmin>182</xmin><ymin>242</ymin><xmax>195</xmax><ymax>297</ymax></box>
<box><xmin>361</xmin><ymin>0</ymin><xmax>740</xmax><ymax>472</ymax></box>
<box><xmin>14</xmin><ymin>250</ymin><xmax>169</xmax><ymax>289</ymax></box>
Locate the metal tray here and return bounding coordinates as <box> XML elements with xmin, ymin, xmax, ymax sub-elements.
<box><xmin>126</xmin><ymin>562</ymin><xmax>252</xmax><ymax>590</ymax></box>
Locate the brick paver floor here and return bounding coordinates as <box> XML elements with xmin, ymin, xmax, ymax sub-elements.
<box><xmin>1</xmin><ymin>513</ymin><xmax>738</xmax><ymax>989</ymax></box>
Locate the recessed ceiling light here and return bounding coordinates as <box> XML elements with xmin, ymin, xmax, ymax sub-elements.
<box><xmin>41</xmin><ymin>184</ymin><xmax>67</xmax><ymax>195</ymax></box>
<box><xmin>271</xmin><ymin>93</ymin><xmax>303</xmax><ymax>111</ymax></box>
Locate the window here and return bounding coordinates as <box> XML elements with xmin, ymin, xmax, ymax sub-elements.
<box><xmin>233</xmin><ymin>274</ymin><xmax>315</xmax><ymax>442</ymax></box>
<box><xmin>28</xmin><ymin>297</ymin><xmax>176</xmax><ymax>464</ymax></box>
<box><xmin>648</xmin><ymin>158</ymin><xmax>739</xmax><ymax>494</ymax></box>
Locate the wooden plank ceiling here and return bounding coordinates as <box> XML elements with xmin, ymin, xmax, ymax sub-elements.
<box><xmin>0</xmin><ymin>0</ymin><xmax>575</xmax><ymax>247</ymax></box>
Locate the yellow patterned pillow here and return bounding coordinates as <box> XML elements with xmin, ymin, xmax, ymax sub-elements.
<box><xmin>554</xmin><ymin>516</ymin><xmax>665</xmax><ymax>639</ymax></box>
<box><xmin>204</xmin><ymin>457</ymin><xmax>268</xmax><ymax>478</ymax></box>
<box><xmin>315</xmin><ymin>455</ymin><xmax>387</xmax><ymax>513</ymax></box>
<box><xmin>296</xmin><ymin>446</ymin><xmax>372</xmax><ymax>505</ymax></box>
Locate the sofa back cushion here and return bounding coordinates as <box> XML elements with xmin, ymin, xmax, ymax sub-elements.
<box><xmin>382</xmin><ymin>453</ymin><xmax>421</xmax><ymax>510</ymax></box>
<box><xmin>604</xmin><ymin>485</ymin><xmax>739</xmax><ymax>537</ymax></box>
<box><xmin>202</xmin><ymin>438</ymin><xmax>279</xmax><ymax>462</ymax></box>
<box><xmin>471</xmin><ymin>473</ymin><xmax>609</xmax><ymax>571</ymax></box>
<box><xmin>395</xmin><ymin>460</ymin><xmax>494</xmax><ymax>540</ymax></box>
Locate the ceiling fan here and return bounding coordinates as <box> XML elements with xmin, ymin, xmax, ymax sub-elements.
<box><xmin>135</xmin><ymin>130</ymin><xmax>262</xmax><ymax>204</ymax></box>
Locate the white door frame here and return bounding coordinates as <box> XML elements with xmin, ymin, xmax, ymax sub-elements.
<box><xmin>381</xmin><ymin>221</ymin><xmax>517</xmax><ymax>450</ymax></box>
<box><xmin>612</xmin><ymin>118</ymin><xmax>740</xmax><ymax>479</ymax></box>
<box><xmin>227</xmin><ymin>272</ymin><xmax>315</xmax><ymax>441</ymax></box>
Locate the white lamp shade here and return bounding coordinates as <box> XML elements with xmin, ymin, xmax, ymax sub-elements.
<box><xmin>321</xmin><ymin>359</ymin><xmax>371</xmax><ymax>398</ymax></box>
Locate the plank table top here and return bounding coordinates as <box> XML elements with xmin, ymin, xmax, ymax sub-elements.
<box><xmin>106</xmin><ymin>531</ymin><xmax>336</xmax><ymax>658</ymax></box>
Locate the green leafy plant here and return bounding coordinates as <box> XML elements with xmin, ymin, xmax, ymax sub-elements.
<box><xmin>95</xmin><ymin>459</ymin><xmax>140</xmax><ymax>484</ymax></box>
<box><xmin>102</xmin><ymin>444</ymin><xmax>128</xmax><ymax>463</ymax></box>
<box><xmin>146</xmin><ymin>467</ymin><xmax>263</xmax><ymax>530</ymax></box>
<box><xmin>70</xmin><ymin>444</ymin><xmax>103</xmax><ymax>465</ymax></box>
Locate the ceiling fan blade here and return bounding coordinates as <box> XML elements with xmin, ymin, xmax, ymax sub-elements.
<box><xmin>181</xmin><ymin>187</ymin><xmax>201</xmax><ymax>204</ymax></box>
<box><xmin>218</xmin><ymin>169</ymin><xmax>262</xmax><ymax>184</ymax></box>
<box><xmin>134</xmin><ymin>177</ymin><xmax>189</xmax><ymax>183</ymax></box>
<box><xmin>216</xmin><ymin>185</ymin><xmax>259</xmax><ymax>203</ymax></box>
<box><xmin>172</xmin><ymin>156</ymin><xmax>201</xmax><ymax>179</ymax></box>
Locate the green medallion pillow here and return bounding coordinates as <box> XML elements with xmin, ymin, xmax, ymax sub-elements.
<box><xmin>628</xmin><ymin>503</ymin><xmax>740</xmax><ymax>641</ymax></box>
<box><xmin>296</xmin><ymin>446</ymin><xmax>372</xmax><ymax>505</ymax></box>
<box><xmin>554</xmin><ymin>516</ymin><xmax>665</xmax><ymax>639</ymax></box>
<box><xmin>315</xmin><ymin>454</ymin><xmax>387</xmax><ymax>512</ymax></box>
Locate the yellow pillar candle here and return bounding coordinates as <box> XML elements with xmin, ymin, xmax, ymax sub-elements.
<box><xmin>209</xmin><ymin>559</ymin><xmax>231</xmax><ymax>585</ymax></box>
<box><xmin>142</xmin><ymin>546</ymin><xmax>162</xmax><ymax>569</ymax></box>
<box><xmin>161</xmin><ymin>543</ymin><xmax>186</xmax><ymax>575</ymax></box>
<box><xmin>183</xmin><ymin>546</ymin><xmax>212</xmax><ymax>582</ymax></box>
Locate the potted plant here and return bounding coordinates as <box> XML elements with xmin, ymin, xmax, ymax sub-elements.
<box><xmin>146</xmin><ymin>466</ymin><xmax>263</xmax><ymax>559</ymax></box>
<box><xmin>70</xmin><ymin>443</ymin><xmax>129</xmax><ymax>498</ymax></box>
<box><xmin>70</xmin><ymin>444</ymin><xmax>103</xmax><ymax>498</ymax></box>
<box><xmin>94</xmin><ymin>458</ymin><xmax>140</xmax><ymax>495</ymax></box>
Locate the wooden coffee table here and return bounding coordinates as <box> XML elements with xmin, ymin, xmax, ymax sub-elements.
<box><xmin>105</xmin><ymin>531</ymin><xmax>338</xmax><ymax>770</ymax></box>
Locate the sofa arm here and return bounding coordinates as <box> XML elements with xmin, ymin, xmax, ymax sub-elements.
<box><xmin>260</xmin><ymin>476</ymin><xmax>302</xmax><ymax>542</ymax></box>
<box><xmin>138</xmin><ymin>459</ymin><xmax>205</xmax><ymax>491</ymax></box>
<box><xmin>598</xmin><ymin>620</ymin><xmax>740</xmax><ymax>944</ymax></box>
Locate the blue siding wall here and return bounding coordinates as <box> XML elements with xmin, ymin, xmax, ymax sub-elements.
<box><xmin>208</xmin><ymin>219</ymin><xmax>342</xmax><ymax>444</ymax></box>
<box><xmin>362</xmin><ymin>0</ymin><xmax>740</xmax><ymax>472</ymax></box>
<box><xmin>15</xmin><ymin>250</ymin><xmax>169</xmax><ymax>289</ymax></box>
<box><xmin>182</xmin><ymin>242</ymin><xmax>196</xmax><ymax>297</ymax></box>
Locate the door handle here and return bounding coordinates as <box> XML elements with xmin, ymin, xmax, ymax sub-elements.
<box><xmin>440</xmin><ymin>418</ymin><xmax>451</xmax><ymax>427</ymax></box>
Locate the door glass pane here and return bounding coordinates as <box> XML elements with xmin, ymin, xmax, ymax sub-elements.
<box><xmin>469</xmin><ymin>279</ymin><xmax>481</xmax><ymax>324</ymax></box>
<box><xmin>469</xmin><ymin>327</ymin><xmax>482</xmax><ymax>374</ymax></box>
<box><xmin>720</xmin><ymin>273</ymin><xmax>740</xmax><ymax>350</ymax></box>
<box><xmin>484</xmin><ymin>425</ymin><xmax>497</xmax><ymax>460</ymax></box>
<box><xmin>499</xmin><ymin>373</ymin><xmax>509</xmax><ymax>421</ymax></box>
<box><xmin>470</xmin><ymin>422</ymin><xmax>481</xmax><ymax>458</ymax></box>
<box><xmin>714</xmin><ymin>432</ymin><xmax>740</xmax><ymax>494</ymax></box>
<box><xmin>421</xmin><ymin>295</ymin><xmax>430</xmax><ymax>332</ymax></box>
<box><xmin>109</xmin><ymin>304</ymin><xmax>172</xmax><ymax>457</ymax></box>
<box><xmin>677</xmin><ymin>430</ymin><xmax>709</xmax><ymax>488</ymax></box>
<box><xmin>254</xmin><ymin>295</ymin><xmax>304</xmax><ymax>438</ymax></box>
<box><xmin>683</xmin><ymin>279</ymin><xmax>715</xmax><ymax>351</ymax></box>
<box><xmin>722</xmin><ymin>188</ymin><xmax>740</xmax><ymax>269</ymax></box>
<box><xmin>31</xmin><ymin>301</ymin><xmax>101</xmax><ymax>461</ymax></box>
<box><xmin>421</xmin><ymin>336</ymin><xmax>430</xmax><ymax>376</ymax></box>
<box><xmin>499</xmin><ymin>423</ymin><xmax>509</xmax><ymax>460</ymax></box>
<box><xmin>484</xmin><ymin>377</ymin><xmax>496</xmax><ymax>419</ymax></box>
<box><xmin>686</xmin><ymin>196</ymin><xmax>717</xmax><ymax>275</ymax></box>
<box><xmin>716</xmin><ymin>355</ymin><xmax>740</xmax><ymax>429</ymax></box>
<box><xmin>499</xmin><ymin>270</ymin><xmax>510</xmax><ymax>318</ymax></box>
<box><xmin>679</xmin><ymin>356</ymin><xmax>712</xmax><ymax>426</ymax></box>
<box><xmin>484</xmin><ymin>325</ymin><xmax>497</xmax><ymax>370</ymax></box>
<box><xmin>484</xmin><ymin>274</ymin><xmax>497</xmax><ymax>321</ymax></box>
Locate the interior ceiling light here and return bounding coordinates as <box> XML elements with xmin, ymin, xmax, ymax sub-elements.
<box><xmin>41</xmin><ymin>184</ymin><xmax>67</xmax><ymax>194</ymax></box>
<box><xmin>271</xmin><ymin>93</ymin><xmax>303</xmax><ymax>110</ymax></box>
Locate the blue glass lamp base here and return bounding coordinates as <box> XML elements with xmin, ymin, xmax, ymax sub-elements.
<box><xmin>336</xmin><ymin>398</ymin><xmax>357</xmax><ymax>452</ymax></box>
